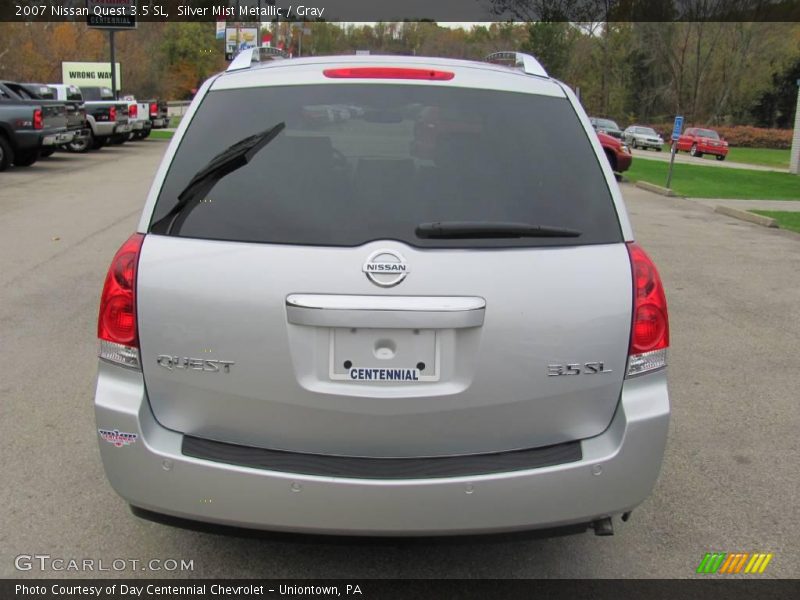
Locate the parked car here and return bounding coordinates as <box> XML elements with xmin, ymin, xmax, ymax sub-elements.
<box><xmin>598</xmin><ymin>131</ymin><xmax>632</xmax><ymax>173</ymax></box>
<box><xmin>118</xmin><ymin>95</ymin><xmax>152</xmax><ymax>142</ymax></box>
<box><xmin>19</xmin><ymin>83</ymin><xmax>90</xmax><ymax>156</ymax></box>
<box><xmin>95</xmin><ymin>51</ymin><xmax>669</xmax><ymax>537</ymax></box>
<box><xmin>589</xmin><ymin>116</ymin><xmax>623</xmax><ymax>139</ymax></box>
<box><xmin>622</xmin><ymin>125</ymin><xmax>664</xmax><ymax>151</ymax></box>
<box><xmin>0</xmin><ymin>82</ymin><xmax>70</xmax><ymax>170</ymax></box>
<box><xmin>79</xmin><ymin>86</ymin><xmax>132</xmax><ymax>150</ymax></box>
<box><xmin>48</xmin><ymin>84</ymin><xmax>94</xmax><ymax>153</ymax></box>
<box><xmin>673</xmin><ymin>127</ymin><xmax>729</xmax><ymax>160</ymax></box>
<box><xmin>147</xmin><ymin>99</ymin><xmax>170</xmax><ymax>129</ymax></box>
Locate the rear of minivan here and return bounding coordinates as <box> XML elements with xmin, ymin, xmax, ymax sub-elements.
<box><xmin>94</xmin><ymin>55</ymin><xmax>669</xmax><ymax>536</ymax></box>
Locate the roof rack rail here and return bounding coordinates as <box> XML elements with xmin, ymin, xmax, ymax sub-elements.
<box><xmin>484</xmin><ymin>52</ymin><xmax>548</xmax><ymax>78</ymax></box>
<box><xmin>227</xmin><ymin>46</ymin><xmax>291</xmax><ymax>72</ymax></box>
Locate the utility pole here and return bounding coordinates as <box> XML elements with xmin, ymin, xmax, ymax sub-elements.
<box><xmin>109</xmin><ymin>30</ymin><xmax>116</xmax><ymax>98</ymax></box>
<box><xmin>790</xmin><ymin>79</ymin><xmax>800</xmax><ymax>175</ymax></box>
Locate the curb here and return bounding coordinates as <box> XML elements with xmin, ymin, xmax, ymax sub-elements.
<box><xmin>635</xmin><ymin>181</ymin><xmax>678</xmax><ymax>197</ymax></box>
<box><xmin>714</xmin><ymin>205</ymin><xmax>778</xmax><ymax>228</ymax></box>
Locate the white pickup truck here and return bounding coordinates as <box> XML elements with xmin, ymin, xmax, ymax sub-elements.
<box><xmin>116</xmin><ymin>95</ymin><xmax>152</xmax><ymax>143</ymax></box>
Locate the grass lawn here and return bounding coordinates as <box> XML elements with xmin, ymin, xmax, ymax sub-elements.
<box><xmin>725</xmin><ymin>147</ymin><xmax>790</xmax><ymax>168</ymax></box>
<box><xmin>149</xmin><ymin>130</ymin><xmax>174</xmax><ymax>140</ymax></box>
<box><xmin>644</xmin><ymin>145</ymin><xmax>789</xmax><ymax>168</ymax></box>
<box><xmin>750</xmin><ymin>210</ymin><xmax>800</xmax><ymax>233</ymax></box>
<box><xmin>626</xmin><ymin>159</ymin><xmax>800</xmax><ymax>200</ymax></box>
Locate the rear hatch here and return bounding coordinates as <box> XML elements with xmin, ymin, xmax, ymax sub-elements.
<box><xmin>138</xmin><ymin>74</ymin><xmax>632</xmax><ymax>458</ymax></box>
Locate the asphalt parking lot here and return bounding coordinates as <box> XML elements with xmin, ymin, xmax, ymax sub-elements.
<box><xmin>1</xmin><ymin>141</ymin><xmax>798</xmax><ymax>579</ymax></box>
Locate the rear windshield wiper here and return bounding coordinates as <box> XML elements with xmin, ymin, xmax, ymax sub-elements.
<box><xmin>415</xmin><ymin>221</ymin><xmax>582</xmax><ymax>239</ymax></box>
<box><xmin>151</xmin><ymin>121</ymin><xmax>286</xmax><ymax>234</ymax></box>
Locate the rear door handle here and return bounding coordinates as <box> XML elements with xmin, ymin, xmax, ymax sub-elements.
<box><xmin>286</xmin><ymin>294</ymin><xmax>486</xmax><ymax>329</ymax></box>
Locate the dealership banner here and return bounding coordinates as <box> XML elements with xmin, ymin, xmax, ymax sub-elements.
<box><xmin>62</xmin><ymin>62</ymin><xmax>122</xmax><ymax>90</ymax></box>
<box><xmin>3</xmin><ymin>0</ymin><xmax>800</xmax><ymax>22</ymax></box>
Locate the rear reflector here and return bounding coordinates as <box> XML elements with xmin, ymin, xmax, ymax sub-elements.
<box><xmin>626</xmin><ymin>242</ymin><xmax>669</xmax><ymax>377</ymax></box>
<box><xmin>323</xmin><ymin>67</ymin><xmax>455</xmax><ymax>80</ymax></box>
<box><xmin>98</xmin><ymin>233</ymin><xmax>144</xmax><ymax>370</ymax></box>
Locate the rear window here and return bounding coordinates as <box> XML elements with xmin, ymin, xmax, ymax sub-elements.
<box><xmin>151</xmin><ymin>84</ymin><xmax>622</xmax><ymax>248</ymax></box>
<box><xmin>66</xmin><ymin>86</ymin><xmax>83</xmax><ymax>101</ymax></box>
<box><xmin>81</xmin><ymin>87</ymin><xmax>114</xmax><ymax>101</ymax></box>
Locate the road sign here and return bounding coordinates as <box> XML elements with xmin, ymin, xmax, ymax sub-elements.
<box><xmin>671</xmin><ymin>115</ymin><xmax>684</xmax><ymax>141</ymax></box>
<box><xmin>86</xmin><ymin>0</ymin><xmax>137</xmax><ymax>30</ymax></box>
<box><xmin>666</xmin><ymin>115</ymin><xmax>684</xmax><ymax>188</ymax></box>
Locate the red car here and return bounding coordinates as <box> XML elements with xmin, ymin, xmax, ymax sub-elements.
<box><xmin>673</xmin><ymin>127</ymin><xmax>729</xmax><ymax>160</ymax></box>
<box><xmin>597</xmin><ymin>131</ymin><xmax>632</xmax><ymax>173</ymax></box>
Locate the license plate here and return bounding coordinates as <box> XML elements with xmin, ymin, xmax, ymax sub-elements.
<box><xmin>328</xmin><ymin>327</ymin><xmax>439</xmax><ymax>382</ymax></box>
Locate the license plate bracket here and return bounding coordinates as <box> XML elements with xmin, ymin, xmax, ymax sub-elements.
<box><xmin>328</xmin><ymin>327</ymin><xmax>439</xmax><ymax>382</ymax></box>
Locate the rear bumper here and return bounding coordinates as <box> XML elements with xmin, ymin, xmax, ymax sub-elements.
<box><xmin>92</xmin><ymin>121</ymin><xmax>116</xmax><ymax>137</ymax></box>
<box><xmin>94</xmin><ymin>364</ymin><xmax>669</xmax><ymax>536</ymax></box>
<box><xmin>41</xmin><ymin>130</ymin><xmax>75</xmax><ymax>146</ymax></box>
<box><xmin>151</xmin><ymin>117</ymin><xmax>169</xmax><ymax>128</ymax></box>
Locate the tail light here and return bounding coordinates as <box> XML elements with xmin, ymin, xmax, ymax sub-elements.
<box><xmin>323</xmin><ymin>67</ymin><xmax>455</xmax><ymax>80</ymax></box>
<box><xmin>109</xmin><ymin>106</ymin><xmax>117</xmax><ymax>122</ymax></box>
<box><xmin>149</xmin><ymin>102</ymin><xmax>157</xmax><ymax>117</ymax></box>
<box><xmin>129</xmin><ymin>104</ymin><xmax>138</xmax><ymax>119</ymax></box>
<box><xmin>33</xmin><ymin>108</ymin><xmax>43</xmax><ymax>130</ymax></box>
<box><xmin>626</xmin><ymin>242</ymin><xmax>669</xmax><ymax>377</ymax></box>
<box><xmin>98</xmin><ymin>233</ymin><xmax>144</xmax><ymax>369</ymax></box>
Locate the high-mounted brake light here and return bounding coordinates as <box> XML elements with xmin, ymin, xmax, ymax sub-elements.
<box><xmin>626</xmin><ymin>242</ymin><xmax>669</xmax><ymax>377</ymax></box>
<box><xmin>149</xmin><ymin>102</ymin><xmax>157</xmax><ymax>117</ymax></box>
<box><xmin>129</xmin><ymin>104</ymin><xmax>138</xmax><ymax>119</ymax></box>
<box><xmin>323</xmin><ymin>67</ymin><xmax>455</xmax><ymax>81</ymax></box>
<box><xmin>109</xmin><ymin>106</ymin><xmax>116</xmax><ymax>122</ymax></box>
<box><xmin>33</xmin><ymin>108</ymin><xmax>43</xmax><ymax>130</ymax></box>
<box><xmin>98</xmin><ymin>233</ymin><xmax>144</xmax><ymax>369</ymax></box>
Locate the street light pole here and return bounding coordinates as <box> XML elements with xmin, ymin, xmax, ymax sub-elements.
<box><xmin>109</xmin><ymin>30</ymin><xmax>116</xmax><ymax>99</ymax></box>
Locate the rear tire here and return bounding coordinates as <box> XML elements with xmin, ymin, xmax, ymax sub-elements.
<box><xmin>110</xmin><ymin>134</ymin><xmax>127</xmax><ymax>145</ymax></box>
<box><xmin>0</xmin><ymin>135</ymin><xmax>14</xmax><ymax>171</ymax></box>
<box><xmin>67</xmin><ymin>131</ymin><xmax>92</xmax><ymax>153</ymax></box>
<box><xmin>91</xmin><ymin>136</ymin><xmax>107</xmax><ymax>150</ymax></box>
<box><xmin>13</xmin><ymin>149</ymin><xmax>39</xmax><ymax>167</ymax></box>
<box><xmin>716</xmin><ymin>154</ymin><xmax>725</xmax><ymax>161</ymax></box>
<box><xmin>40</xmin><ymin>147</ymin><xmax>56</xmax><ymax>158</ymax></box>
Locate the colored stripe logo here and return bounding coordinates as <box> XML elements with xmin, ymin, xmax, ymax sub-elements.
<box><xmin>697</xmin><ymin>552</ymin><xmax>773</xmax><ymax>574</ymax></box>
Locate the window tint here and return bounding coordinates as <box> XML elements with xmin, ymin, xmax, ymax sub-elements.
<box><xmin>81</xmin><ymin>87</ymin><xmax>114</xmax><ymax>101</ymax></box>
<box><xmin>151</xmin><ymin>85</ymin><xmax>622</xmax><ymax>248</ymax></box>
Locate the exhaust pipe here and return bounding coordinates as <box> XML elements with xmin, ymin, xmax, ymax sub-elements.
<box><xmin>592</xmin><ymin>517</ymin><xmax>614</xmax><ymax>536</ymax></box>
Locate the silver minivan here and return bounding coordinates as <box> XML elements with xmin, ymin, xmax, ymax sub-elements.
<box><xmin>95</xmin><ymin>51</ymin><xmax>670</xmax><ymax>536</ymax></box>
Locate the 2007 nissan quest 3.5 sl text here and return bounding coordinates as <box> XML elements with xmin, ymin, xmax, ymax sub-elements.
<box><xmin>94</xmin><ymin>50</ymin><xmax>670</xmax><ymax>537</ymax></box>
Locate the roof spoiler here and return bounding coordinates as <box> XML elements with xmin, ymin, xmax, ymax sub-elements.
<box><xmin>227</xmin><ymin>46</ymin><xmax>291</xmax><ymax>72</ymax></box>
<box><xmin>484</xmin><ymin>52</ymin><xmax>548</xmax><ymax>78</ymax></box>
